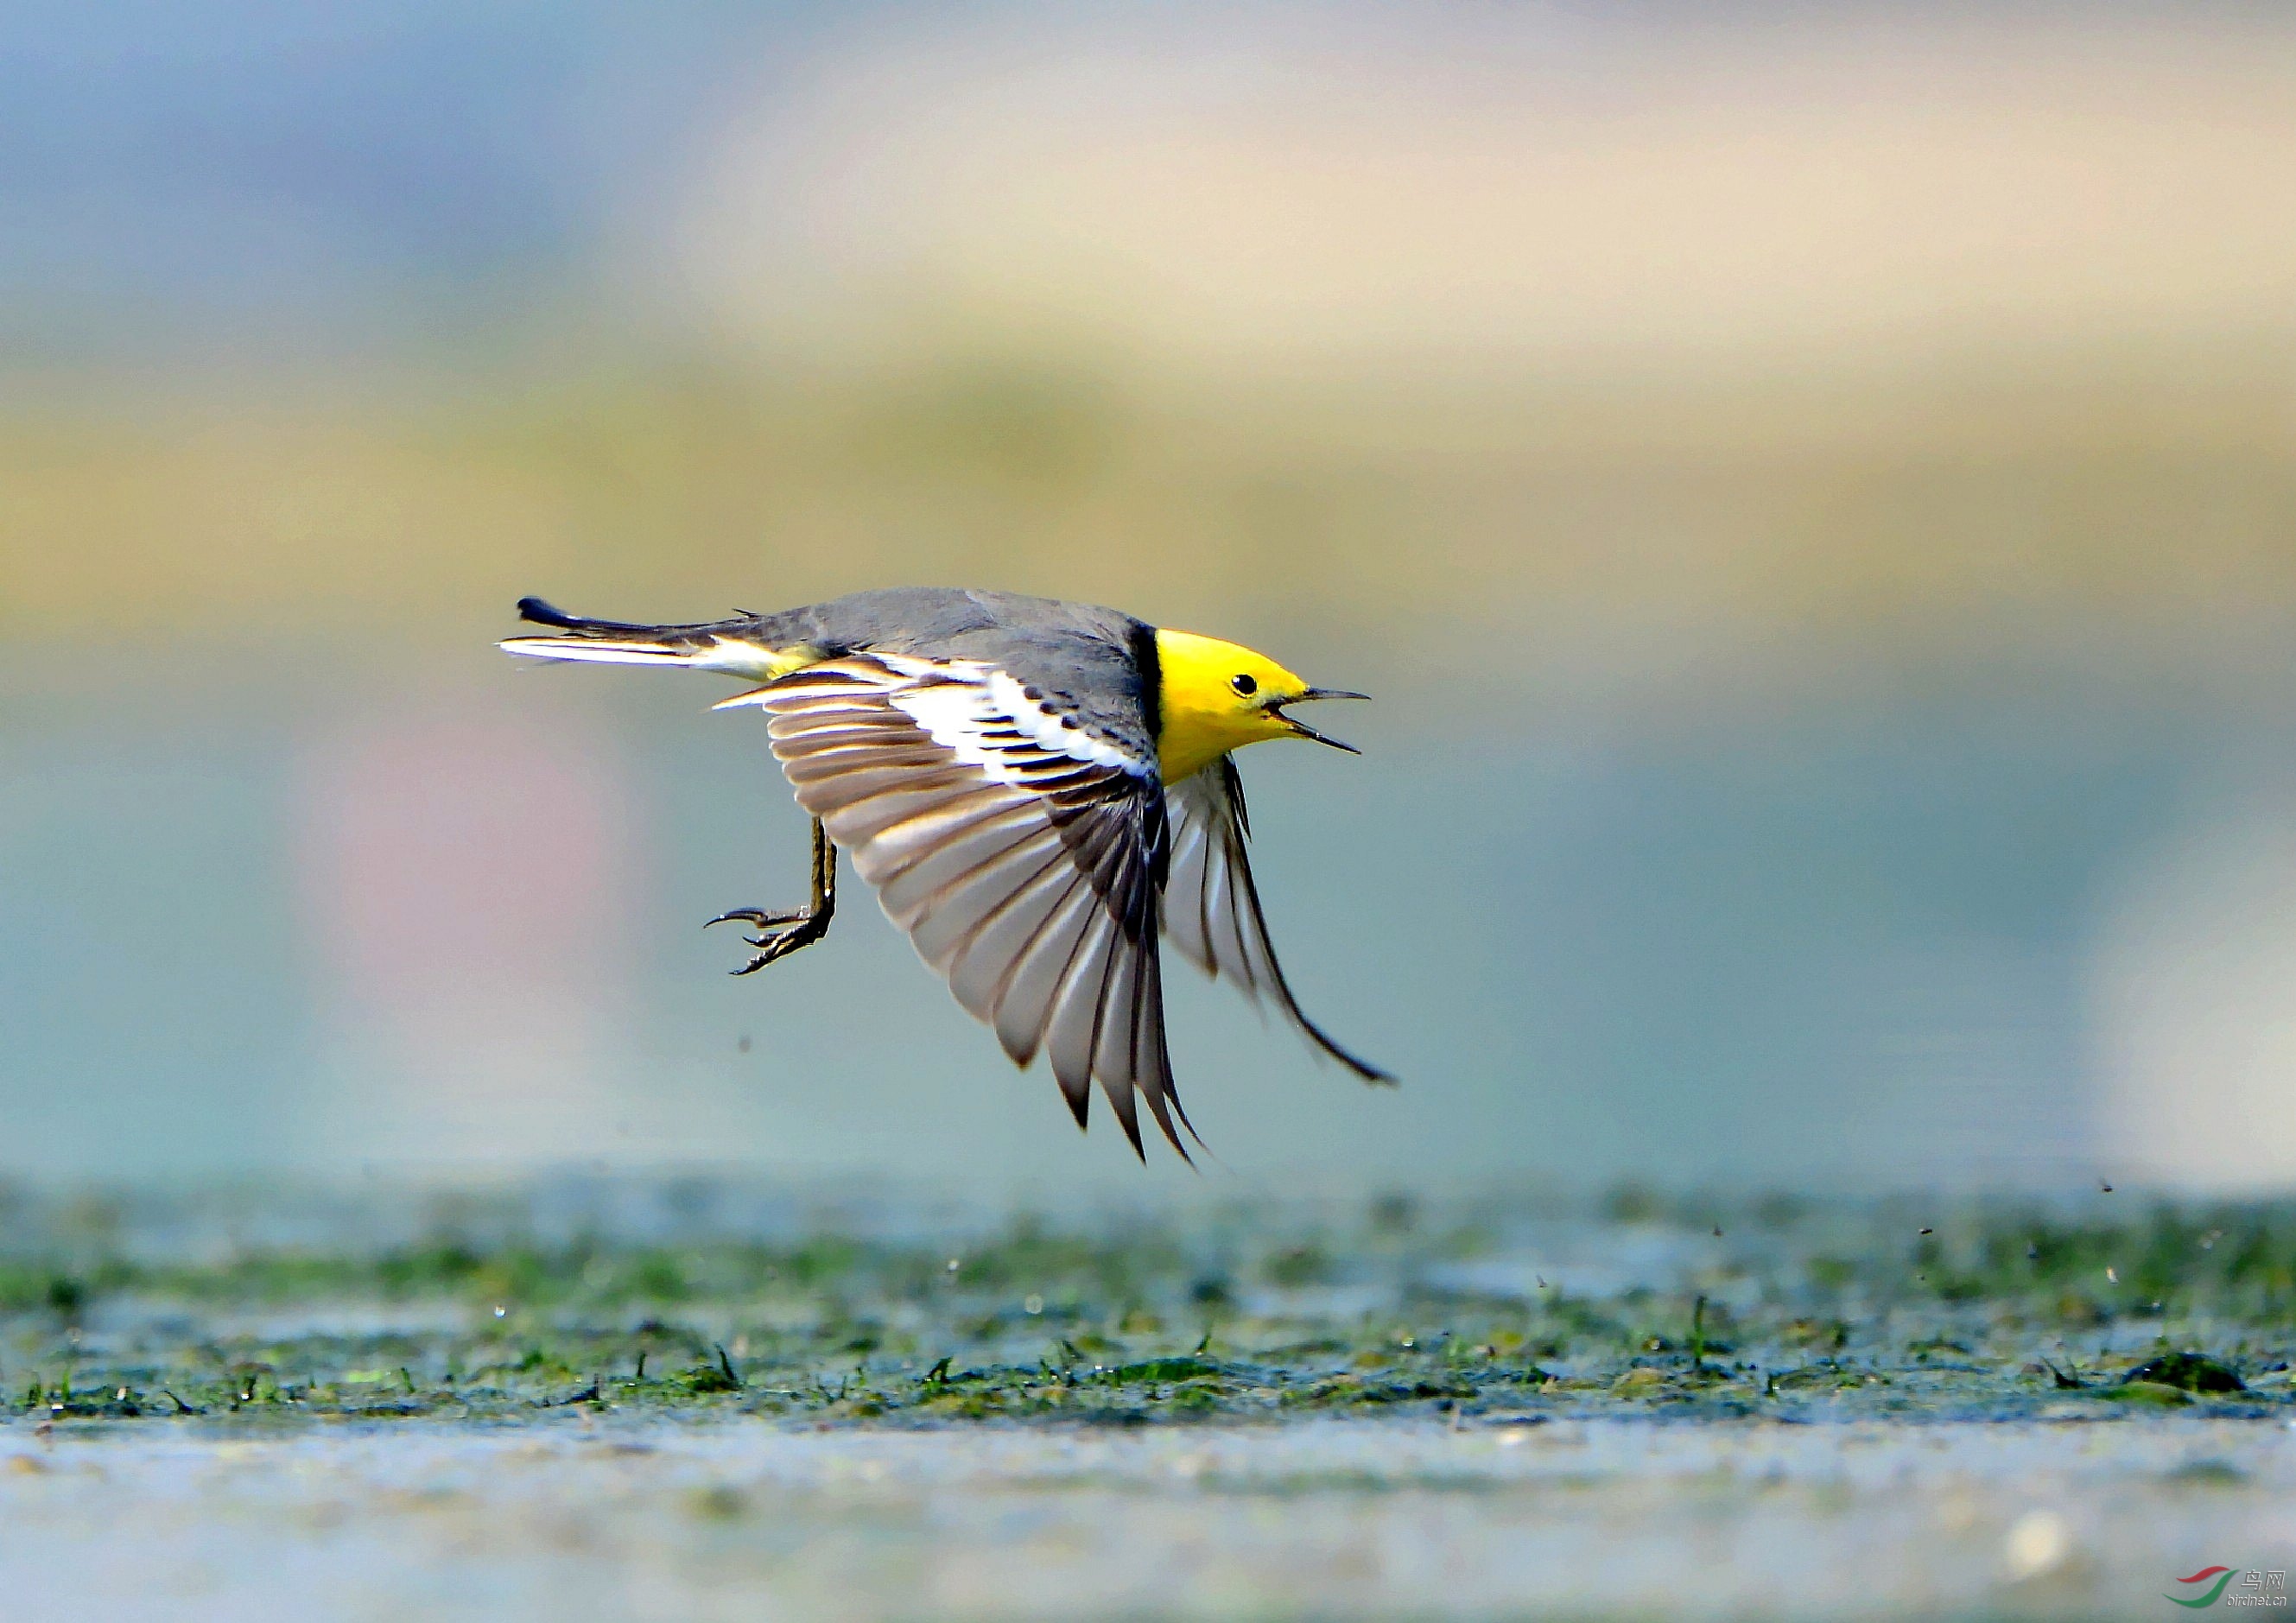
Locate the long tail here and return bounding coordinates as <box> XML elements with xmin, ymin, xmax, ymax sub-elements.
<box><xmin>500</xmin><ymin>597</ymin><xmax>798</xmax><ymax>680</ymax></box>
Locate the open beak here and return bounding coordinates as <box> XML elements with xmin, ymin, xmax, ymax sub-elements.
<box><xmin>1271</xmin><ymin>688</ymin><xmax>1369</xmax><ymax>753</ymax></box>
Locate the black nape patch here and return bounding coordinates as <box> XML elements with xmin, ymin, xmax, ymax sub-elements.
<box><xmin>1130</xmin><ymin>622</ymin><xmax>1163</xmax><ymax>742</ymax></box>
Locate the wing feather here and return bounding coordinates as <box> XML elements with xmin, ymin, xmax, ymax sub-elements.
<box><xmin>1164</xmin><ymin>757</ymin><xmax>1391</xmax><ymax>1082</ymax></box>
<box><xmin>859</xmin><ymin>795</ymin><xmax>1039</xmax><ymax>875</ymax></box>
<box><xmin>989</xmin><ymin>869</ymin><xmax>1100</xmax><ymax>1069</ymax></box>
<box><xmin>753</xmin><ymin>654</ymin><xmax>1190</xmax><ymax>1157</ymax></box>
<box><xmin>944</xmin><ymin>846</ymin><xmax>1079</xmax><ymax>1018</ymax></box>
<box><xmin>1045</xmin><ymin>912</ymin><xmax>1132</xmax><ymax>1151</ymax></box>
<box><xmin>900</xmin><ymin>827</ymin><xmax>1045</xmax><ymax>963</ymax></box>
<box><xmin>874</xmin><ymin>808</ymin><xmax>1056</xmax><ymax>923</ymax></box>
<box><xmin>887</xmin><ymin>830</ymin><xmax>1063</xmax><ymax>942</ymax></box>
<box><xmin>1040</xmin><ymin>910</ymin><xmax>1120</xmax><ymax>1135</ymax></box>
<box><xmin>821</xmin><ymin>780</ymin><xmax>1005</xmax><ymax>844</ymax></box>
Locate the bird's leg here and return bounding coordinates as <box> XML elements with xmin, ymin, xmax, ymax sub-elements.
<box><xmin>706</xmin><ymin>818</ymin><xmax>837</xmax><ymax>975</ymax></box>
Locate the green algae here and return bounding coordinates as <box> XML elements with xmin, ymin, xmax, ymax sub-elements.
<box><xmin>1</xmin><ymin>1182</ymin><xmax>2290</xmax><ymax>1433</ymax></box>
<box><xmin>2123</xmin><ymin>1349</ymin><xmax>2247</xmax><ymax>1392</ymax></box>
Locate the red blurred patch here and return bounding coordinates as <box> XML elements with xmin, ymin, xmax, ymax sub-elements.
<box><xmin>293</xmin><ymin>701</ymin><xmax>636</xmax><ymax>1015</ymax></box>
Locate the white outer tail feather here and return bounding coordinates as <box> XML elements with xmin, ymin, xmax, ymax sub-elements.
<box><xmin>499</xmin><ymin>634</ymin><xmax>786</xmax><ymax>680</ymax></box>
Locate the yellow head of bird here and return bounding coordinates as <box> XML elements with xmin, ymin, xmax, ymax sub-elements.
<box><xmin>1151</xmin><ymin>628</ymin><xmax>1367</xmax><ymax>783</ymax></box>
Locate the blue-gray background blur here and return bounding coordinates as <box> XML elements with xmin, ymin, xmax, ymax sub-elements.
<box><xmin>3</xmin><ymin>3</ymin><xmax>2293</xmax><ymax>1194</ymax></box>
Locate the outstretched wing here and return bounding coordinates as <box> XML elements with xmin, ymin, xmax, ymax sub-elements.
<box><xmin>1164</xmin><ymin>757</ymin><xmax>1392</xmax><ymax>1082</ymax></box>
<box><xmin>741</xmin><ymin>654</ymin><xmax>1197</xmax><ymax>1159</ymax></box>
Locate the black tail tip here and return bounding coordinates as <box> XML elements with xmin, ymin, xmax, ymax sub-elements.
<box><xmin>516</xmin><ymin>596</ymin><xmax>580</xmax><ymax>629</ymax></box>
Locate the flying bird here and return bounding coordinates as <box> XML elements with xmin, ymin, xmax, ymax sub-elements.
<box><xmin>501</xmin><ymin>587</ymin><xmax>1390</xmax><ymax>1160</ymax></box>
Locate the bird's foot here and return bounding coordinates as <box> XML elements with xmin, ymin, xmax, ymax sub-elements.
<box><xmin>705</xmin><ymin>905</ymin><xmax>830</xmax><ymax>975</ymax></box>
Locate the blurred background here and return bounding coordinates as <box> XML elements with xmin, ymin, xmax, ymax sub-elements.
<box><xmin>3</xmin><ymin>2</ymin><xmax>2293</xmax><ymax>1195</ymax></box>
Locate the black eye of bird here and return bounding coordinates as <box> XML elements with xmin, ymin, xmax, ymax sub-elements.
<box><xmin>1231</xmin><ymin>674</ymin><xmax>1258</xmax><ymax>696</ymax></box>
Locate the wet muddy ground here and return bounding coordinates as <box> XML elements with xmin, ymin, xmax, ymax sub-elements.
<box><xmin>3</xmin><ymin>1178</ymin><xmax>2293</xmax><ymax>1618</ymax></box>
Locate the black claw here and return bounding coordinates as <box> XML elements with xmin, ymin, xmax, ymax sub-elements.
<box><xmin>707</xmin><ymin>907</ymin><xmax>807</xmax><ymax>930</ymax></box>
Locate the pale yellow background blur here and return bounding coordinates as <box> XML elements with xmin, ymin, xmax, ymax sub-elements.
<box><xmin>3</xmin><ymin>6</ymin><xmax>2293</xmax><ymax>1189</ymax></box>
